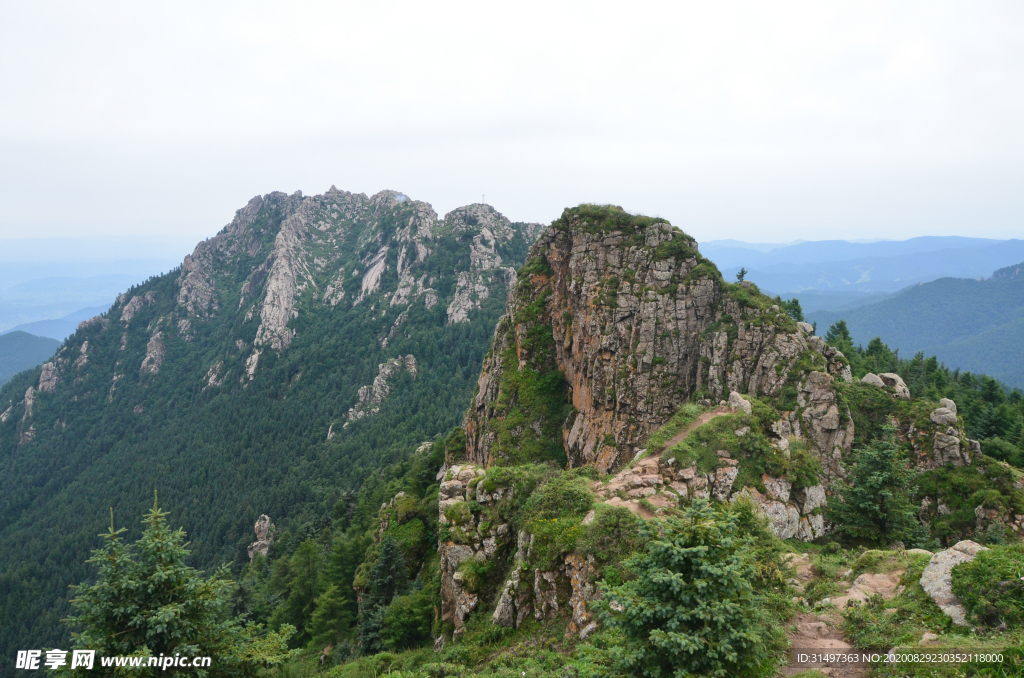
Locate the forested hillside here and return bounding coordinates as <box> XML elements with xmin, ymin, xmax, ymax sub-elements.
<box><xmin>809</xmin><ymin>261</ymin><xmax>1024</xmax><ymax>388</ymax></box>
<box><xmin>0</xmin><ymin>331</ymin><xmax>59</xmax><ymax>384</ymax></box>
<box><xmin>217</xmin><ymin>206</ymin><xmax>1024</xmax><ymax>677</ymax></box>
<box><xmin>0</xmin><ymin>188</ymin><xmax>541</xmax><ymax>671</ymax></box>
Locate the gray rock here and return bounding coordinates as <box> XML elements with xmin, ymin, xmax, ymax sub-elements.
<box><xmin>729</xmin><ymin>391</ymin><xmax>752</xmax><ymax>416</ymax></box>
<box><xmin>37</xmin><ymin>362</ymin><xmax>59</xmax><ymax>393</ymax></box>
<box><xmin>919</xmin><ymin>540</ymin><xmax>987</xmax><ymax>626</ymax></box>
<box><xmin>934</xmin><ymin>432</ymin><xmax>966</xmax><ymax>467</ymax></box>
<box><xmin>930</xmin><ymin>407</ymin><xmax>958</xmax><ymax>426</ymax></box>
<box><xmin>879</xmin><ymin>373</ymin><xmax>911</xmax><ymax>399</ymax></box>
<box><xmin>247</xmin><ymin>514</ymin><xmax>276</xmax><ymax>560</ymax></box>
<box><xmin>939</xmin><ymin>398</ymin><xmax>957</xmax><ymax>415</ymax></box>
<box><xmin>797</xmin><ymin>322</ymin><xmax>814</xmax><ymax>335</ymax></box>
<box><xmin>861</xmin><ymin>373</ymin><xmax>885</xmax><ymax>388</ymax></box>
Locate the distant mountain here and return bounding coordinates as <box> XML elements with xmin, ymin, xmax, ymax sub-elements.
<box><xmin>0</xmin><ymin>235</ymin><xmax>193</xmax><ymax>333</ymax></box>
<box><xmin>0</xmin><ymin>305</ymin><xmax>111</xmax><ymax>341</ymax></box>
<box><xmin>698</xmin><ymin>236</ymin><xmax>1024</xmax><ymax>316</ymax></box>
<box><xmin>807</xmin><ymin>261</ymin><xmax>1024</xmax><ymax>388</ymax></box>
<box><xmin>0</xmin><ymin>331</ymin><xmax>60</xmax><ymax>385</ymax></box>
<box><xmin>0</xmin><ymin>188</ymin><xmax>541</xmax><ymax>660</ymax></box>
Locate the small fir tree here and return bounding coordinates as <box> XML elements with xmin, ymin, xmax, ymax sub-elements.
<box><xmin>357</xmin><ymin>534</ymin><xmax>407</xmax><ymax>655</ymax></box>
<box><xmin>600</xmin><ymin>500</ymin><xmax>775</xmax><ymax>678</ymax></box>
<box><xmin>828</xmin><ymin>426</ymin><xmax>921</xmax><ymax>546</ymax></box>
<box><xmin>65</xmin><ymin>495</ymin><xmax>296</xmax><ymax>676</ymax></box>
<box><xmin>736</xmin><ymin>267</ymin><xmax>748</xmax><ymax>282</ymax></box>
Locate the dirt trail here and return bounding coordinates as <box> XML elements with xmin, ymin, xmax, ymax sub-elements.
<box><xmin>780</xmin><ymin>553</ymin><xmax>867</xmax><ymax>678</ymax></box>
<box><xmin>659</xmin><ymin>406</ymin><xmax>731</xmax><ymax>451</ymax></box>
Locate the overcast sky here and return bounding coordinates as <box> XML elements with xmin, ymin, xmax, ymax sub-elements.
<box><xmin>2</xmin><ymin>1</ymin><xmax>1023</xmax><ymax>245</ymax></box>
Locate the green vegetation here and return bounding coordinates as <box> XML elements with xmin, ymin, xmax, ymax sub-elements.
<box><xmin>952</xmin><ymin>543</ymin><xmax>1024</xmax><ymax>627</ymax></box>
<box><xmin>827</xmin><ymin>426</ymin><xmax>925</xmax><ymax>547</ymax></box>
<box><xmin>809</xmin><ymin>261</ymin><xmax>1024</xmax><ymax>388</ymax></box>
<box><xmin>0</xmin><ymin>193</ymin><xmax>537</xmax><ymax>662</ymax></box>
<box><xmin>66</xmin><ymin>498</ymin><xmax>297</xmax><ymax>675</ymax></box>
<box><xmin>0</xmin><ymin>331</ymin><xmax>59</xmax><ymax>386</ymax></box>
<box><xmin>599</xmin><ymin>500</ymin><xmax>784</xmax><ymax>678</ymax></box>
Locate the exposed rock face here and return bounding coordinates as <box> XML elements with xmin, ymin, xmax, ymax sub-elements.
<box><xmin>139</xmin><ymin>332</ymin><xmax>165</xmax><ymax>375</ymax></box>
<box><xmin>930</xmin><ymin>406</ymin><xmax>958</xmax><ymax>426</ymax></box>
<box><xmin>438</xmin><ymin>464</ymin><xmax>514</xmax><ymax>635</ymax></box>
<box><xmin>247</xmin><ymin>514</ymin><xmax>276</xmax><ymax>560</ymax></box>
<box><xmin>464</xmin><ymin>207</ymin><xmax>819</xmax><ymax>473</ymax></box>
<box><xmin>798</xmin><ymin>371</ymin><xmax>854</xmax><ymax>484</ymax></box>
<box><xmin>920</xmin><ymin>540</ymin><xmax>987</xmax><ymax>625</ymax></box>
<box><xmin>170</xmin><ymin>191</ymin><xmax>540</xmax><ymax>380</ymax></box>
<box><xmin>38</xmin><ymin>362</ymin><xmax>59</xmax><ymax>393</ymax></box>
<box><xmin>345</xmin><ymin>355</ymin><xmax>418</xmax><ymax>426</ymax></box>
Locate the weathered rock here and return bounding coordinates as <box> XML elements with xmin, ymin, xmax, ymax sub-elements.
<box><xmin>564</xmin><ymin>553</ymin><xmax>599</xmax><ymax>637</ymax></box>
<box><xmin>462</xmin><ymin>208</ymin><xmax>818</xmax><ymax>473</ymax></box>
<box><xmin>735</xmin><ymin>487</ymin><xmax>800</xmax><ymax>539</ymax></box>
<box><xmin>140</xmin><ymin>332</ymin><xmax>165</xmax><ymax>375</ymax></box>
<box><xmin>729</xmin><ymin>391</ymin><xmax>752</xmax><ymax>415</ymax></box>
<box><xmin>795</xmin><ymin>484</ymin><xmax>827</xmax><ymax>514</ymax></box>
<box><xmin>934</xmin><ymin>432</ymin><xmax>968</xmax><ymax>467</ymax></box>
<box><xmin>830</xmin><ymin>570</ymin><xmax>903</xmax><ymax>609</ymax></box>
<box><xmin>930</xmin><ymin>407</ymin><xmax>958</xmax><ymax>426</ymax></box>
<box><xmin>939</xmin><ymin>398</ymin><xmax>957</xmax><ymax>415</ymax></box>
<box><xmin>712</xmin><ymin>465</ymin><xmax>739</xmax><ymax>501</ymax></box>
<box><xmin>38</xmin><ymin>362</ymin><xmax>59</xmax><ymax>393</ymax></box>
<box><xmin>797</xmin><ymin>322</ymin><xmax>814</xmax><ymax>335</ymax></box>
<box><xmin>861</xmin><ymin>372</ymin><xmax>886</xmax><ymax>388</ymax></box>
<box><xmin>247</xmin><ymin>514</ymin><xmax>276</xmax><ymax>559</ymax></box>
<box><xmin>920</xmin><ymin>540</ymin><xmax>987</xmax><ymax>625</ymax></box>
<box><xmin>346</xmin><ymin>355</ymin><xmax>418</xmax><ymax>425</ymax></box>
<box><xmin>879</xmin><ymin>373</ymin><xmax>911</xmax><ymax>399</ymax></box>
<box><xmin>762</xmin><ymin>474</ymin><xmax>791</xmax><ymax>502</ymax></box>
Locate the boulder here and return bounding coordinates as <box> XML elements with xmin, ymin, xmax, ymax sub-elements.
<box><xmin>919</xmin><ymin>540</ymin><xmax>987</xmax><ymax>626</ymax></box>
<box><xmin>934</xmin><ymin>432</ymin><xmax>967</xmax><ymax>467</ymax></box>
<box><xmin>762</xmin><ymin>474</ymin><xmax>791</xmax><ymax>503</ymax></box>
<box><xmin>930</xmin><ymin>407</ymin><xmax>958</xmax><ymax>426</ymax></box>
<box><xmin>728</xmin><ymin>391</ymin><xmax>752</xmax><ymax>415</ymax></box>
<box><xmin>797</xmin><ymin>322</ymin><xmax>814</xmax><ymax>335</ymax></box>
<box><xmin>861</xmin><ymin>373</ymin><xmax>885</xmax><ymax>388</ymax></box>
<box><xmin>939</xmin><ymin>398</ymin><xmax>957</xmax><ymax>415</ymax></box>
<box><xmin>879</xmin><ymin>373</ymin><xmax>911</xmax><ymax>399</ymax></box>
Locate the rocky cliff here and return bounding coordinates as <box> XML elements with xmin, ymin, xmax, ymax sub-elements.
<box><xmin>462</xmin><ymin>205</ymin><xmax>850</xmax><ymax>474</ymax></box>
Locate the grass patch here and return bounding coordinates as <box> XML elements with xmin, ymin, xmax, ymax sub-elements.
<box><xmin>646</xmin><ymin>401</ymin><xmax>706</xmax><ymax>452</ymax></box>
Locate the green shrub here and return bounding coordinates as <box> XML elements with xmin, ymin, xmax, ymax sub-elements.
<box><xmin>828</xmin><ymin>426</ymin><xmax>923</xmax><ymax>546</ymax></box>
<box><xmin>952</xmin><ymin>543</ymin><xmax>1024</xmax><ymax>627</ymax></box>
<box><xmin>382</xmin><ymin>586</ymin><xmax>435</xmax><ymax>651</ymax></box>
<box><xmin>599</xmin><ymin>500</ymin><xmax>780</xmax><ymax>678</ymax></box>
<box><xmin>522</xmin><ymin>471</ymin><xmax>594</xmax><ymax>521</ymax></box>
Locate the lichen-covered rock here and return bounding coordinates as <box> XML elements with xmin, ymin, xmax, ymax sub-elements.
<box><xmin>920</xmin><ymin>540</ymin><xmax>987</xmax><ymax>625</ymax></box>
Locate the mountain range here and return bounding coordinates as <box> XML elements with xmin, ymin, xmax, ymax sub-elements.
<box><xmin>808</xmin><ymin>261</ymin><xmax>1024</xmax><ymax>388</ymax></box>
<box><xmin>1</xmin><ymin>195</ymin><xmax>1022</xmax><ymax>677</ymax></box>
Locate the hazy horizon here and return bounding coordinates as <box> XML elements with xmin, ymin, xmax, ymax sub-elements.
<box><xmin>2</xmin><ymin>2</ymin><xmax>1023</xmax><ymax>244</ymax></box>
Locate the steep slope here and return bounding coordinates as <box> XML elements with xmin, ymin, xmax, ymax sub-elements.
<box><xmin>0</xmin><ymin>188</ymin><xmax>540</xmax><ymax>662</ymax></box>
<box><xmin>431</xmin><ymin>205</ymin><xmax>1015</xmax><ymax>641</ymax></box>
<box><xmin>0</xmin><ymin>331</ymin><xmax>59</xmax><ymax>385</ymax></box>
<box><xmin>808</xmin><ymin>261</ymin><xmax>1024</xmax><ymax>388</ymax></box>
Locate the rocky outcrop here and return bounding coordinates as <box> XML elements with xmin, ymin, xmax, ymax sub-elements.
<box><xmin>247</xmin><ymin>514</ymin><xmax>276</xmax><ymax>560</ymax></box>
<box><xmin>438</xmin><ymin>463</ymin><xmax>514</xmax><ymax>635</ymax></box>
<box><xmin>38</xmin><ymin>362</ymin><xmax>59</xmax><ymax>393</ymax></box>
<box><xmin>140</xmin><ymin>332</ymin><xmax>165</xmax><ymax>376</ymax></box>
<box><xmin>798</xmin><ymin>371</ymin><xmax>854</xmax><ymax>484</ymax></box>
<box><xmin>464</xmin><ymin>207</ymin><xmax>821</xmax><ymax>474</ymax></box>
<box><xmin>920</xmin><ymin>540</ymin><xmax>987</xmax><ymax>625</ymax></box>
<box><xmin>345</xmin><ymin>355</ymin><xmax>418</xmax><ymax>426</ymax></box>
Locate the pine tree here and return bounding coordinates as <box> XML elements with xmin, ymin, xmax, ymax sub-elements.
<box><xmin>65</xmin><ymin>495</ymin><xmax>297</xmax><ymax>676</ymax></box>
<box><xmin>828</xmin><ymin>426</ymin><xmax>921</xmax><ymax>546</ymax></box>
<box><xmin>356</xmin><ymin>534</ymin><xmax>407</xmax><ymax>655</ymax></box>
<box><xmin>601</xmin><ymin>500</ymin><xmax>775</xmax><ymax>678</ymax></box>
